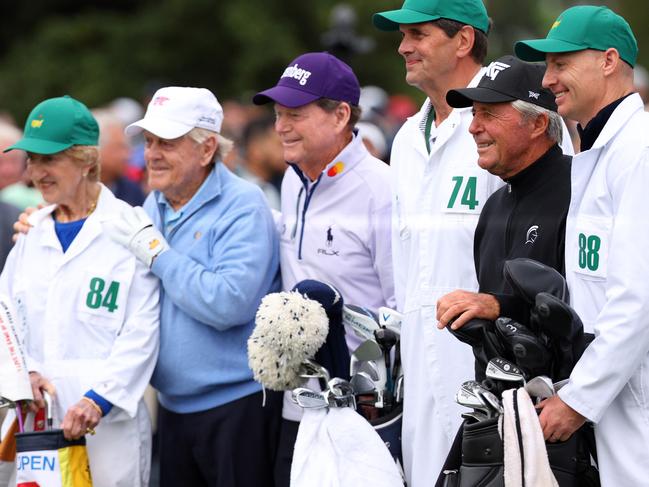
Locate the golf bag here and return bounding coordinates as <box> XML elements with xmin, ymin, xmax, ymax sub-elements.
<box><xmin>441</xmin><ymin>418</ymin><xmax>598</xmax><ymax>487</ymax></box>
<box><xmin>249</xmin><ymin>280</ymin><xmax>405</xmax><ymax>486</ymax></box>
<box><xmin>15</xmin><ymin>430</ymin><xmax>93</xmax><ymax>486</ymax></box>
<box><xmin>440</xmin><ymin>259</ymin><xmax>599</xmax><ymax>487</ymax></box>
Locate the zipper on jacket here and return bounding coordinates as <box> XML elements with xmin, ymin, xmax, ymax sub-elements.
<box><xmin>297</xmin><ymin>176</ymin><xmax>322</xmax><ymax>260</ymax></box>
<box><xmin>290</xmin><ymin>187</ymin><xmax>304</xmax><ymax>240</ymax></box>
<box><xmin>504</xmin><ymin>184</ymin><xmax>517</xmax><ymax>256</ymax></box>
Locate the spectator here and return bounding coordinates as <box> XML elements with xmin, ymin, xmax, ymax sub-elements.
<box><xmin>0</xmin><ymin>121</ymin><xmax>41</xmax><ymax>209</ymax></box>
<box><xmin>93</xmin><ymin>110</ymin><xmax>146</xmax><ymax>206</ymax></box>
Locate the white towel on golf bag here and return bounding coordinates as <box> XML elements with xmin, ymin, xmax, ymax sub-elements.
<box><xmin>291</xmin><ymin>407</ymin><xmax>403</xmax><ymax>487</ymax></box>
<box><xmin>501</xmin><ymin>388</ymin><xmax>558</xmax><ymax>487</ymax></box>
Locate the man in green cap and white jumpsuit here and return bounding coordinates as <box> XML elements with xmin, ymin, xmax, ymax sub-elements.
<box><xmin>516</xmin><ymin>6</ymin><xmax>649</xmax><ymax>485</ymax></box>
<box><xmin>372</xmin><ymin>1</ymin><xmax>501</xmax><ymax>484</ymax></box>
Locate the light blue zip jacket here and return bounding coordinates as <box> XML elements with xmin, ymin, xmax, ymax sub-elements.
<box><xmin>146</xmin><ymin>162</ymin><xmax>280</xmax><ymax>413</ymax></box>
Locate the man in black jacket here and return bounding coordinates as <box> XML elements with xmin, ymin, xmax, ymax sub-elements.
<box><xmin>436</xmin><ymin>55</ymin><xmax>570</xmax><ymax>330</ymax></box>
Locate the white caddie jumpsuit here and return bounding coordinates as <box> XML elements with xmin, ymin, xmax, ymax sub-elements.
<box><xmin>559</xmin><ymin>93</ymin><xmax>649</xmax><ymax>486</ymax></box>
<box><xmin>0</xmin><ymin>185</ymin><xmax>160</xmax><ymax>487</ymax></box>
<box><xmin>390</xmin><ymin>68</ymin><xmax>504</xmax><ymax>486</ymax></box>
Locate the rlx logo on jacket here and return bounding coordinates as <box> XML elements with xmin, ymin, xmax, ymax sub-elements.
<box><xmin>318</xmin><ymin>226</ymin><xmax>339</xmax><ymax>256</ymax></box>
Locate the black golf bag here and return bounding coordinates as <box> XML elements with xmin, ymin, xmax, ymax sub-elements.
<box><xmin>439</xmin><ymin>258</ymin><xmax>599</xmax><ymax>487</ymax></box>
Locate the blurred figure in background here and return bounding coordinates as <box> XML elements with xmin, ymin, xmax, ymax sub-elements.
<box><xmin>237</xmin><ymin>114</ymin><xmax>286</xmax><ymax>210</ymax></box>
<box><xmin>0</xmin><ymin>200</ymin><xmax>20</xmax><ymax>271</ymax></box>
<box><xmin>93</xmin><ymin>110</ymin><xmax>146</xmax><ymax>206</ymax></box>
<box><xmin>0</xmin><ymin>121</ymin><xmax>42</xmax><ymax>209</ymax></box>
<box><xmin>633</xmin><ymin>64</ymin><xmax>649</xmax><ymax>106</ymax></box>
<box><xmin>356</xmin><ymin>121</ymin><xmax>389</xmax><ymax>162</ymax></box>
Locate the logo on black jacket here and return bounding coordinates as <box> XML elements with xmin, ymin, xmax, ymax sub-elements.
<box><xmin>525</xmin><ymin>225</ymin><xmax>539</xmax><ymax>244</ymax></box>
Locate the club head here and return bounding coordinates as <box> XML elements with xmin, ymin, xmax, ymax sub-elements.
<box><xmin>460</xmin><ymin>380</ymin><xmax>483</xmax><ymax>398</ymax></box>
<box><xmin>343</xmin><ymin>304</ymin><xmax>381</xmax><ymax>341</ymax></box>
<box><xmin>486</xmin><ymin>357</ymin><xmax>526</xmax><ymax>384</ymax></box>
<box><xmin>354</xmin><ymin>339</ymin><xmax>383</xmax><ymax>361</ymax></box>
<box><xmin>328</xmin><ymin>378</ymin><xmax>354</xmax><ymax>397</ymax></box>
<box><xmin>455</xmin><ymin>388</ymin><xmax>484</xmax><ymax>410</ymax></box>
<box><xmin>470</xmin><ymin>383</ymin><xmax>502</xmax><ymax>418</ymax></box>
<box><xmin>300</xmin><ymin>358</ymin><xmax>331</xmax><ymax>382</ymax></box>
<box><xmin>476</xmin><ymin>389</ymin><xmax>503</xmax><ymax>416</ymax></box>
<box><xmin>357</xmin><ymin>360</ymin><xmax>380</xmax><ymax>381</ymax></box>
<box><xmin>325</xmin><ymin>379</ymin><xmax>356</xmax><ymax>408</ymax></box>
<box><xmin>374</xmin><ymin>328</ymin><xmax>399</xmax><ymax>353</ymax></box>
<box><xmin>351</xmin><ymin>372</ymin><xmax>377</xmax><ymax>395</ymax></box>
<box><xmin>291</xmin><ymin>388</ymin><xmax>329</xmax><ymax>409</ymax></box>
<box><xmin>378</xmin><ymin>307</ymin><xmax>403</xmax><ymax>335</ymax></box>
<box><xmin>352</xmin><ymin>340</ymin><xmax>387</xmax><ymax>391</ymax></box>
<box><xmin>525</xmin><ymin>376</ymin><xmax>555</xmax><ymax>400</ymax></box>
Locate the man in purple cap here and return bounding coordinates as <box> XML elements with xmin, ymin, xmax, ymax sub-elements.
<box><xmin>253</xmin><ymin>52</ymin><xmax>395</xmax><ymax>486</ymax></box>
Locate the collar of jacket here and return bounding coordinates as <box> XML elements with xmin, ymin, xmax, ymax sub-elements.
<box><xmin>505</xmin><ymin>144</ymin><xmax>565</xmax><ymax>191</ymax></box>
<box><xmin>27</xmin><ymin>182</ymin><xmax>115</xmax><ymax>227</ymax></box>
<box><xmin>288</xmin><ymin>131</ymin><xmax>368</xmax><ymax>190</ymax></box>
<box><xmin>583</xmin><ymin>92</ymin><xmax>645</xmax><ymax>152</ymax></box>
<box><xmin>577</xmin><ymin>93</ymin><xmax>633</xmax><ymax>151</ymax></box>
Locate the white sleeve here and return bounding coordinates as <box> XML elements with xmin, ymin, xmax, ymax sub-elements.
<box><xmin>370</xmin><ymin>198</ymin><xmax>396</xmax><ymax>309</ymax></box>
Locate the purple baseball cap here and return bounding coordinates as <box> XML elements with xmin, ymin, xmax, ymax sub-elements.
<box><xmin>253</xmin><ymin>52</ymin><xmax>360</xmax><ymax>108</ymax></box>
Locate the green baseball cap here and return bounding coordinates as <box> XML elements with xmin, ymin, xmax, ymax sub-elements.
<box><xmin>373</xmin><ymin>0</ymin><xmax>489</xmax><ymax>33</ymax></box>
<box><xmin>4</xmin><ymin>95</ymin><xmax>99</xmax><ymax>154</ymax></box>
<box><xmin>515</xmin><ymin>5</ymin><xmax>638</xmax><ymax>67</ymax></box>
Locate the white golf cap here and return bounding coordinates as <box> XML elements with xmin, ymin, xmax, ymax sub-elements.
<box><xmin>125</xmin><ymin>86</ymin><xmax>223</xmax><ymax>139</ymax></box>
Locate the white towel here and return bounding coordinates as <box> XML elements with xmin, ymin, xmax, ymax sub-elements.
<box><xmin>502</xmin><ymin>388</ymin><xmax>558</xmax><ymax>487</ymax></box>
<box><xmin>291</xmin><ymin>407</ymin><xmax>403</xmax><ymax>487</ymax></box>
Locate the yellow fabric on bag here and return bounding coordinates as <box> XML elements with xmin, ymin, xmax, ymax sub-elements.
<box><xmin>59</xmin><ymin>445</ymin><xmax>93</xmax><ymax>486</ymax></box>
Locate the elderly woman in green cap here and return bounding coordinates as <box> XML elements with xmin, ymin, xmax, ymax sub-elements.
<box><xmin>0</xmin><ymin>96</ymin><xmax>160</xmax><ymax>487</ymax></box>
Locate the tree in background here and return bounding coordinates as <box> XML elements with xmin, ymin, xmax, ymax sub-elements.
<box><xmin>0</xmin><ymin>0</ymin><xmax>645</xmax><ymax>122</ymax></box>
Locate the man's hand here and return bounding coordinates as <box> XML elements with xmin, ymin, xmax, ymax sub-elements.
<box><xmin>537</xmin><ymin>395</ymin><xmax>586</xmax><ymax>442</ymax></box>
<box><xmin>28</xmin><ymin>371</ymin><xmax>56</xmax><ymax>413</ymax></box>
<box><xmin>436</xmin><ymin>290</ymin><xmax>500</xmax><ymax>330</ymax></box>
<box><xmin>61</xmin><ymin>398</ymin><xmax>102</xmax><ymax>440</ymax></box>
<box><xmin>12</xmin><ymin>207</ymin><xmax>37</xmax><ymax>242</ymax></box>
<box><xmin>103</xmin><ymin>206</ymin><xmax>169</xmax><ymax>267</ymax></box>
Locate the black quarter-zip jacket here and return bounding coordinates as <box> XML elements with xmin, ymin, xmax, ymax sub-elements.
<box><xmin>473</xmin><ymin>144</ymin><xmax>571</xmax><ymax>322</ymax></box>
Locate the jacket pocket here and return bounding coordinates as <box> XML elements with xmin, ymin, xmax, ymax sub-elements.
<box><xmin>571</xmin><ymin>215</ymin><xmax>612</xmax><ymax>281</ymax></box>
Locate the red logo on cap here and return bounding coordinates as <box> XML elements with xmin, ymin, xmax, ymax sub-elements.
<box><xmin>153</xmin><ymin>96</ymin><xmax>170</xmax><ymax>106</ymax></box>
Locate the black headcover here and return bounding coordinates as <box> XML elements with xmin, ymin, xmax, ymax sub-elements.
<box><xmin>292</xmin><ymin>279</ymin><xmax>350</xmax><ymax>380</ymax></box>
<box><xmin>531</xmin><ymin>292</ymin><xmax>594</xmax><ymax>380</ymax></box>
<box><xmin>448</xmin><ymin>319</ymin><xmax>507</xmax><ymax>381</ymax></box>
<box><xmin>503</xmin><ymin>258</ymin><xmax>569</xmax><ymax>305</ymax></box>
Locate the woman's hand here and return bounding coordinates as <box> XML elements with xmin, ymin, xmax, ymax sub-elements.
<box><xmin>12</xmin><ymin>207</ymin><xmax>38</xmax><ymax>242</ymax></box>
<box><xmin>61</xmin><ymin>398</ymin><xmax>102</xmax><ymax>440</ymax></box>
<box><xmin>28</xmin><ymin>371</ymin><xmax>56</xmax><ymax>413</ymax></box>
